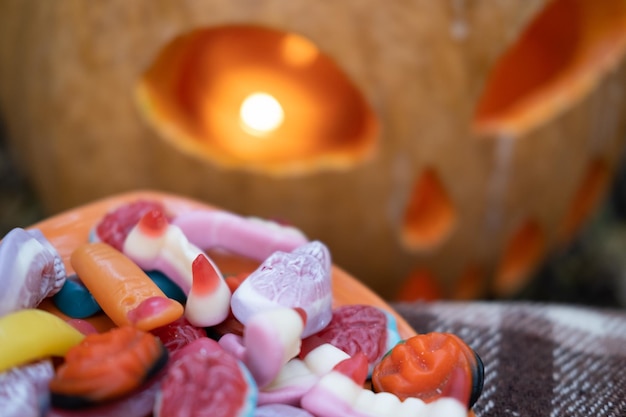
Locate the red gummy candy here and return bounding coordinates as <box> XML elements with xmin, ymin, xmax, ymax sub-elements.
<box><xmin>301</xmin><ymin>304</ymin><xmax>387</xmax><ymax>366</ymax></box>
<box><xmin>151</xmin><ymin>317</ymin><xmax>206</xmax><ymax>355</ymax></box>
<box><xmin>94</xmin><ymin>200</ymin><xmax>168</xmax><ymax>250</ymax></box>
<box><xmin>156</xmin><ymin>345</ymin><xmax>255</xmax><ymax>417</ymax></box>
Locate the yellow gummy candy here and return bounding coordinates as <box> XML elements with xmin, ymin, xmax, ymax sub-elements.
<box><xmin>0</xmin><ymin>309</ymin><xmax>85</xmax><ymax>373</ymax></box>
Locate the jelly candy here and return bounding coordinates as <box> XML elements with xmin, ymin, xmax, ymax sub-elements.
<box><xmin>302</xmin><ymin>305</ymin><xmax>402</xmax><ymax>376</ymax></box>
<box><xmin>92</xmin><ymin>199</ymin><xmax>168</xmax><ymax>251</ymax></box>
<box><xmin>71</xmin><ymin>242</ymin><xmax>184</xmax><ymax>331</ymax></box>
<box><xmin>154</xmin><ymin>338</ymin><xmax>257</xmax><ymax>417</ymax></box>
<box><xmin>184</xmin><ymin>253</ymin><xmax>232</xmax><ymax>327</ymax></box>
<box><xmin>123</xmin><ymin>209</ymin><xmax>220</xmax><ymax>295</ymax></box>
<box><xmin>371</xmin><ymin>333</ymin><xmax>484</xmax><ymax>408</ymax></box>
<box><xmin>0</xmin><ymin>360</ymin><xmax>54</xmax><ymax>417</ymax></box>
<box><xmin>301</xmin><ymin>353</ymin><xmax>468</xmax><ymax>417</ymax></box>
<box><xmin>0</xmin><ymin>309</ymin><xmax>84</xmax><ymax>373</ymax></box>
<box><xmin>150</xmin><ymin>317</ymin><xmax>207</xmax><ymax>356</ymax></box>
<box><xmin>230</xmin><ymin>241</ymin><xmax>332</xmax><ymax>338</ymax></box>
<box><xmin>172</xmin><ymin>209</ymin><xmax>308</xmax><ymax>262</ymax></box>
<box><xmin>49</xmin><ymin>326</ymin><xmax>168</xmax><ymax>409</ymax></box>
<box><xmin>0</xmin><ymin>228</ymin><xmax>65</xmax><ymax>316</ymax></box>
<box><xmin>52</xmin><ymin>277</ymin><xmax>102</xmax><ymax>319</ymax></box>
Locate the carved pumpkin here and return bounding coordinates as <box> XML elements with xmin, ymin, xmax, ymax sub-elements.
<box><xmin>1</xmin><ymin>0</ymin><xmax>626</xmax><ymax>300</ymax></box>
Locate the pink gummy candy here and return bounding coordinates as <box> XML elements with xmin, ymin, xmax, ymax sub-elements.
<box><xmin>254</xmin><ymin>404</ymin><xmax>315</xmax><ymax>417</ymax></box>
<box><xmin>230</xmin><ymin>241</ymin><xmax>332</xmax><ymax>338</ymax></box>
<box><xmin>155</xmin><ymin>338</ymin><xmax>257</xmax><ymax>417</ymax></box>
<box><xmin>172</xmin><ymin>210</ymin><xmax>309</xmax><ymax>262</ymax></box>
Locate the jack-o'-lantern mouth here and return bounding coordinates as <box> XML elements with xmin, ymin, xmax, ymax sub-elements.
<box><xmin>135</xmin><ymin>25</ymin><xmax>379</xmax><ymax>175</ymax></box>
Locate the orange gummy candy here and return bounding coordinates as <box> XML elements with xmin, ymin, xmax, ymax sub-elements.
<box><xmin>371</xmin><ymin>332</ymin><xmax>483</xmax><ymax>407</ymax></box>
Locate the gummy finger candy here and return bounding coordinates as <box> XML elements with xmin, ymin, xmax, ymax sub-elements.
<box><xmin>0</xmin><ymin>228</ymin><xmax>66</xmax><ymax>316</ymax></box>
<box><xmin>49</xmin><ymin>326</ymin><xmax>168</xmax><ymax>409</ymax></box>
<box><xmin>230</xmin><ymin>241</ymin><xmax>333</xmax><ymax>338</ymax></box>
<box><xmin>0</xmin><ymin>309</ymin><xmax>85</xmax><ymax>373</ymax></box>
<box><xmin>371</xmin><ymin>333</ymin><xmax>484</xmax><ymax>408</ymax></box>
<box><xmin>70</xmin><ymin>242</ymin><xmax>184</xmax><ymax>331</ymax></box>
<box><xmin>172</xmin><ymin>209</ymin><xmax>308</xmax><ymax>261</ymax></box>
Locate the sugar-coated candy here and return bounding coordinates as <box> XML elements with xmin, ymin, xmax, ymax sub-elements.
<box><xmin>172</xmin><ymin>209</ymin><xmax>309</xmax><ymax>262</ymax></box>
<box><xmin>0</xmin><ymin>309</ymin><xmax>85</xmax><ymax>373</ymax></box>
<box><xmin>0</xmin><ymin>228</ymin><xmax>65</xmax><ymax>316</ymax></box>
<box><xmin>0</xmin><ymin>359</ymin><xmax>54</xmax><ymax>417</ymax></box>
<box><xmin>49</xmin><ymin>326</ymin><xmax>168</xmax><ymax>409</ymax></box>
<box><xmin>154</xmin><ymin>337</ymin><xmax>257</xmax><ymax>417</ymax></box>
<box><xmin>371</xmin><ymin>333</ymin><xmax>484</xmax><ymax>408</ymax></box>
<box><xmin>71</xmin><ymin>242</ymin><xmax>184</xmax><ymax>331</ymax></box>
<box><xmin>230</xmin><ymin>241</ymin><xmax>332</xmax><ymax>338</ymax></box>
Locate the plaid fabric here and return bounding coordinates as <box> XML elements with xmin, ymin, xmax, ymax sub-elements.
<box><xmin>391</xmin><ymin>301</ymin><xmax>626</xmax><ymax>417</ymax></box>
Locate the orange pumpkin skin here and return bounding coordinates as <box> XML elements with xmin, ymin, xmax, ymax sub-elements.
<box><xmin>1</xmin><ymin>0</ymin><xmax>626</xmax><ymax>300</ymax></box>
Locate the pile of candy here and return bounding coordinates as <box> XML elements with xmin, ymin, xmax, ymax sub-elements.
<box><xmin>0</xmin><ymin>199</ymin><xmax>484</xmax><ymax>417</ymax></box>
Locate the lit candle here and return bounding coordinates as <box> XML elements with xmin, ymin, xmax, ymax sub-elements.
<box><xmin>239</xmin><ymin>92</ymin><xmax>284</xmax><ymax>136</ymax></box>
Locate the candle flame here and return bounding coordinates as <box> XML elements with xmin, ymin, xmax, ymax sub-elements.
<box><xmin>240</xmin><ymin>92</ymin><xmax>284</xmax><ymax>136</ymax></box>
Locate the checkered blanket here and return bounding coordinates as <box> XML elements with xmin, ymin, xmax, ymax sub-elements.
<box><xmin>392</xmin><ymin>301</ymin><xmax>626</xmax><ymax>417</ymax></box>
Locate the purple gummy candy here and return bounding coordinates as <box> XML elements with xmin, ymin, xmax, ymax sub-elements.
<box><xmin>230</xmin><ymin>241</ymin><xmax>332</xmax><ymax>338</ymax></box>
<box><xmin>0</xmin><ymin>359</ymin><xmax>54</xmax><ymax>417</ymax></box>
<box><xmin>0</xmin><ymin>228</ymin><xmax>66</xmax><ymax>316</ymax></box>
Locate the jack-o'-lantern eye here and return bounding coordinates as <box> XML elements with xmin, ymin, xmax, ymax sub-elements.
<box><xmin>473</xmin><ymin>0</ymin><xmax>626</xmax><ymax>138</ymax></box>
<box><xmin>135</xmin><ymin>25</ymin><xmax>379</xmax><ymax>175</ymax></box>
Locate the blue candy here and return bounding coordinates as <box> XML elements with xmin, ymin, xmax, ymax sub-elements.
<box><xmin>52</xmin><ymin>277</ymin><xmax>102</xmax><ymax>319</ymax></box>
<box><xmin>146</xmin><ymin>270</ymin><xmax>187</xmax><ymax>304</ymax></box>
